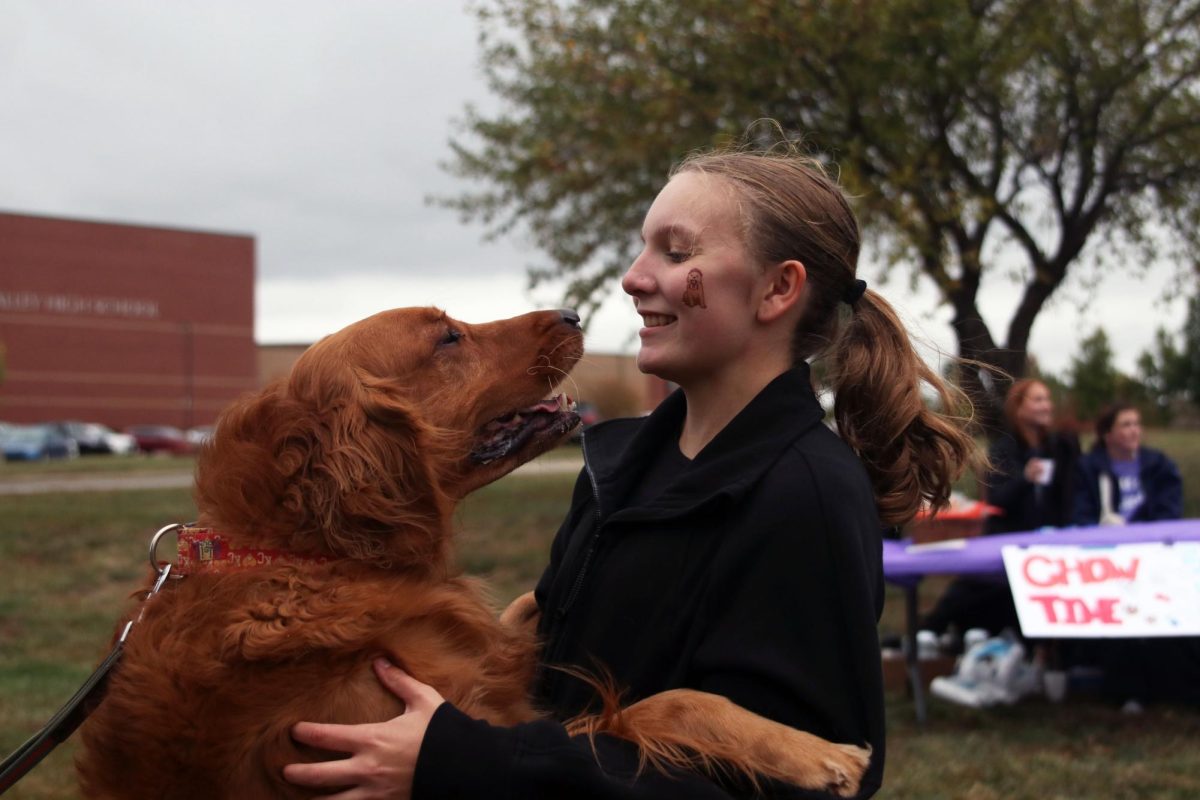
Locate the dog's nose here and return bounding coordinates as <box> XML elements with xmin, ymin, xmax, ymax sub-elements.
<box><xmin>557</xmin><ymin>308</ymin><xmax>582</xmax><ymax>328</ymax></box>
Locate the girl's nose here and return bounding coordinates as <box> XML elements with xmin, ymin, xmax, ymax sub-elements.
<box><xmin>621</xmin><ymin>253</ymin><xmax>655</xmax><ymax>297</ymax></box>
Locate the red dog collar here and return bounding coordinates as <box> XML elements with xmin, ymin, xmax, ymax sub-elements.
<box><xmin>174</xmin><ymin>526</ymin><xmax>331</xmax><ymax>575</ymax></box>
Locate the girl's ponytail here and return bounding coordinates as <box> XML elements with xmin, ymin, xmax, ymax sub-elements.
<box><xmin>830</xmin><ymin>291</ymin><xmax>976</xmax><ymax>526</ymax></box>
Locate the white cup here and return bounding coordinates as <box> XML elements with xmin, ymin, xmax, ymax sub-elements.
<box><xmin>1034</xmin><ymin>458</ymin><xmax>1055</xmax><ymax>486</ymax></box>
<box><xmin>1043</xmin><ymin>670</ymin><xmax>1068</xmax><ymax>703</ymax></box>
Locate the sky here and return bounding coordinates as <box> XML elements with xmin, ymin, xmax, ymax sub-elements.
<box><xmin>0</xmin><ymin>1</ymin><xmax>1187</xmax><ymax>377</ymax></box>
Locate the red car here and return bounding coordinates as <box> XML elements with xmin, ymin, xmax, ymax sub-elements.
<box><xmin>126</xmin><ymin>425</ymin><xmax>195</xmax><ymax>455</ymax></box>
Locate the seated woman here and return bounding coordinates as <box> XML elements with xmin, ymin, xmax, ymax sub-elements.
<box><xmin>1074</xmin><ymin>404</ymin><xmax>1182</xmax><ymax>525</ymax></box>
<box><xmin>921</xmin><ymin>379</ymin><xmax>1079</xmax><ymax>638</ymax></box>
<box><xmin>1071</xmin><ymin>404</ymin><xmax>1196</xmax><ymax>709</ymax></box>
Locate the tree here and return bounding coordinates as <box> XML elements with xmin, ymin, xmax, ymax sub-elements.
<box><xmin>443</xmin><ymin>0</ymin><xmax>1200</xmax><ymax>426</ymax></box>
<box><xmin>1138</xmin><ymin>290</ymin><xmax>1200</xmax><ymax>415</ymax></box>
<box><xmin>1067</xmin><ymin>328</ymin><xmax>1118</xmax><ymax>420</ymax></box>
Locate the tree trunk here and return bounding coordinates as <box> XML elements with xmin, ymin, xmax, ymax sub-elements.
<box><xmin>950</xmin><ymin>301</ymin><xmax>1029</xmax><ymax>440</ymax></box>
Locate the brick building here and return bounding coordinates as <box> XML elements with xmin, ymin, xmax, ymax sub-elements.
<box><xmin>0</xmin><ymin>211</ymin><xmax>256</xmax><ymax>429</ymax></box>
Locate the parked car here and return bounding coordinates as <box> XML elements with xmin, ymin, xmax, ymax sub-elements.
<box><xmin>126</xmin><ymin>425</ymin><xmax>195</xmax><ymax>455</ymax></box>
<box><xmin>0</xmin><ymin>421</ymin><xmax>14</xmax><ymax>461</ymax></box>
<box><xmin>44</xmin><ymin>421</ymin><xmax>134</xmax><ymax>455</ymax></box>
<box><xmin>186</xmin><ymin>425</ymin><xmax>215</xmax><ymax>448</ymax></box>
<box><xmin>94</xmin><ymin>424</ymin><xmax>138</xmax><ymax>455</ymax></box>
<box><xmin>2</xmin><ymin>424</ymin><xmax>80</xmax><ymax>461</ymax></box>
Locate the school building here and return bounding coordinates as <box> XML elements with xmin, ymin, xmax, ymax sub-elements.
<box><xmin>0</xmin><ymin>211</ymin><xmax>257</xmax><ymax>429</ymax></box>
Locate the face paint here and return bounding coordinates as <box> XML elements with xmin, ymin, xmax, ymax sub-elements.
<box><xmin>682</xmin><ymin>268</ymin><xmax>707</xmax><ymax>309</ymax></box>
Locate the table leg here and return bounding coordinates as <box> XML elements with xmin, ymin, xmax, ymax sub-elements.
<box><xmin>905</xmin><ymin>583</ymin><xmax>927</xmax><ymax>724</ymax></box>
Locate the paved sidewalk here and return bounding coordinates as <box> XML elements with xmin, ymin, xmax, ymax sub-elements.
<box><xmin>0</xmin><ymin>457</ymin><xmax>584</xmax><ymax>496</ymax></box>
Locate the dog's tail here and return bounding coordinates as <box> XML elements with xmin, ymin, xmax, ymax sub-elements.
<box><xmin>554</xmin><ymin>664</ymin><xmax>765</xmax><ymax>792</ymax></box>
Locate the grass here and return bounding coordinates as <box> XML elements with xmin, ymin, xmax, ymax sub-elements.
<box><xmin>2</xmin><ymin>435</ymin><xmax>1199</xmax><ymax>798</ymax></box>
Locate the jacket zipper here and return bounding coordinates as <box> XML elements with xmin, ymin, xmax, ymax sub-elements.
<box><xmin>557</xmin><ymin>431</ymin><xmax>604</xmax><ymax>618</ymax></box>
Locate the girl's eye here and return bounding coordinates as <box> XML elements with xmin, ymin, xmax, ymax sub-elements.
<box><xmin>439</xmin><ymin>329</ymin><xmax>463</xmax><ymax>346</ymax></box>
<box><xmin>666</xmin><ymin>251</ymin><xmax>690</xmax><ymax>264</ymax></box>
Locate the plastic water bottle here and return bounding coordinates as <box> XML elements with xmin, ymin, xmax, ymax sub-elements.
<box><xmin>964</xmin><ymin>628</ymin><xmax>988</xmax><ymax>652</ymax></box>
<box><xmin>916</xmin><ymin>630</ymin><xmax>939</xmax><ymax>660</ymax></box>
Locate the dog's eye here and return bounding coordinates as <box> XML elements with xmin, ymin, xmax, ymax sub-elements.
<box><xmin>438</xmin><ymin>329</ymin><xmax>463</xmax><ymax>347</ymax></box>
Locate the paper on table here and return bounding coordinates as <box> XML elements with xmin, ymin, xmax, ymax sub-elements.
<box><xmin>906</xmin><ymin>539</ymin><xmax>970</xmax><ymax>553</ymax></box>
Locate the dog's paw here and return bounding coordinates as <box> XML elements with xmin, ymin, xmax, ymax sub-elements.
<box><xmin>820</xmin><ymin>743</ymin><xmax>871</xmax><ymax>797</ymax></box>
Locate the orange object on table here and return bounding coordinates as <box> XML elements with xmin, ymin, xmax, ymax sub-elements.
<box><xmin>905</xmin><ymin>500</ymin><xmax>1002</xmax><ymax>544</ymax></box>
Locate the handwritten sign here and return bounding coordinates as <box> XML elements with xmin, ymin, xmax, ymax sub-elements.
<box><xmin>1001</xmin><ymin>543</ymin><xmax>1200</xmax><ymax>637</ymax></box>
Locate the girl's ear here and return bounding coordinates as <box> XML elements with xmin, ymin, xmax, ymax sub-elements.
<box><xmin>757</xmin><ymin>259</ymin><xmax>807</xmax><ymax>323</ymax></box>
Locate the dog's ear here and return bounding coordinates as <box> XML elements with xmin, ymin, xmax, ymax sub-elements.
<box><xmin>194</xmin><ymin>371</ymin><xmax>456</xmax><ymax>570</ymax></box>
<box><xmin>194</xmin><ymin>381</ymin><xmax>300</xmax><ymax>542</ymax></box>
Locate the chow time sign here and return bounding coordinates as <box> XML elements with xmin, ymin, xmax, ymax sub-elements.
<box><xmin>1002</xmin><ymin>543</ymin><xmax>1200</xmax><ymax>637</ymax></box>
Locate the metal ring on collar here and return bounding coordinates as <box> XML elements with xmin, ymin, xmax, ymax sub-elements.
<box><xmin>148</xmin><ymin>523</ymin><xmax>184</xmax><ymax>573</ymax></box>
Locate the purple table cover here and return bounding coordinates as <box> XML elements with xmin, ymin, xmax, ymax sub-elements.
<box><xmin>883</xmin><ymin>519</ymin><xmax>1200</xmax><ymax>586</ymax></box>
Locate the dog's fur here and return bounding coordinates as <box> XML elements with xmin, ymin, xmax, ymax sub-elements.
<box><xmin>76</xmin><ymin>307</ymin><xmax>868</xmax><ymax>798</ymax></box>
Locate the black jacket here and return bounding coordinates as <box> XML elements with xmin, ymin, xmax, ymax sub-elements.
<box><xmin>413</xmin><ymin>366</ymin><xmax>886</xmax><ymax>798</ymax></box>
<box><xmin>984</xmin><ymin>430</ymin><xmax>1080</xmax><ymax>534</ymax></box>
<box><xmin>1073</xmin><ymin>446</ymin><xmax>1183</xmax><ymax>525</ymax></box>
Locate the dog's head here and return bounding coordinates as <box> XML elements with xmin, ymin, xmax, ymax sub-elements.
<box><xmin>194</xmin><ymin>307</ymin><xmax>583</xmax><ymax>569</ymax></box>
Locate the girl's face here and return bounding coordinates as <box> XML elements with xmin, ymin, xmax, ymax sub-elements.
<box><xmin>1104</xmin><ymin>409</ymin><xmax>1142</xmax><ymax>454</ymax></box>
<box><xmin>1017</xmin><ymin>382</ymin><xmax>1054</xmax><ymax>430</ymax></box>
<box><xmin>621</xmin><ymin>171</ymin><xmax>772</xmax><ymax>385</ymax></box>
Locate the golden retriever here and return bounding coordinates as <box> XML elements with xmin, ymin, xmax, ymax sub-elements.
<box><xmin>76</xmin><ymin>307</ymin><xmax>868</xmax><ymax>798</ymax></box>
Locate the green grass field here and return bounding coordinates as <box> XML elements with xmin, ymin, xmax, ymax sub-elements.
<box><xmin>2</xmin><ymin>438</ymin><xmax>1199</xmax><ymax>798</ymax></box>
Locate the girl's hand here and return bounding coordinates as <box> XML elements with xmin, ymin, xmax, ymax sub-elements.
<box><xmin>282</xmin><ymin>658</ymin><xmax>445</xmax><ymax>800</ymax></box>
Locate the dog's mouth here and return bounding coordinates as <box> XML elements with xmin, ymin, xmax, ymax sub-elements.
<box><xmin>470</xmin><ymin>394</ymin><xmax>581</xmax><ymax>465</ymax></box>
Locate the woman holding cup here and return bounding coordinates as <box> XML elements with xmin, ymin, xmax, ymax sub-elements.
<box><xmin>984</xmin><ymin>378</ymin><xmax>1080</xmax><ymax>534</ymax></box>
<box><xmin>921</xmin><ymin>379</ymin><xmax>1079</xmax><ymax>637</ymax></box>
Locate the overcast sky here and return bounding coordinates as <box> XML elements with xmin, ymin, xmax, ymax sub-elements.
<box><xmin>1</xmin><ymin>1</ymin><xmax>1185</xmax><ymax>376</ymax></box>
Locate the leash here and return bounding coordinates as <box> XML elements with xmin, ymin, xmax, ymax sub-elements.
<box><xmin>0</xmin><ymin>524</ymin><xmax>181</xmax><ymax>795</ymax></box>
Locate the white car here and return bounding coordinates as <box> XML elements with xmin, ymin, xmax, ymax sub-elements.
<box><xmin>97</xmin><ymin>425</ymin><xmax>138</xmax><ymax>455</ymax></box>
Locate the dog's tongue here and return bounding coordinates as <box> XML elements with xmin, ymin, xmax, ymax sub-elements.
<box><xmin>525</xmin><ymin>398</ymin><xmax>564</xmax><ymax>414</ymax></box>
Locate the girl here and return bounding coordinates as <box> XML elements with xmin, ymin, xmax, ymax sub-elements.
<box><xmin>284</xmin><ymin>149</ymin><xmax>976</xmax><ymax>798</ymax></box>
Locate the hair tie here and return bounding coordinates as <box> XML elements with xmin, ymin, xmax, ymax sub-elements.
<box><xmin>842</xmin><ymin>278</ymin><xmax>867</xmax><ymax>306</ymax></box>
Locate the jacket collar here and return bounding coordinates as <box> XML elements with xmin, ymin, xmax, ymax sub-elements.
<box><xmin>1091</xmin><ymin>446</ymin><xmax>1150</xmax><ymax>471</ymax></box>
<box><xmin>581</xmin><ymin>364</ymin><xmax>827</xmax><ymax>523</ymax></box>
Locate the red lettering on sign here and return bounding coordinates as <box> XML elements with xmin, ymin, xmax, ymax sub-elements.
<box><xmin>1023</xmin><ymin>555</ymin><xmax>1064</xmax><ymax>587</ymax></box>
<box><xmin>1022</xmin><ymin>555</ymin><xmax>1140</xmax><ymax>588</ymax></box>
<box><xmin>1027</xmin><ymin>595</ymin><xmax>1122</xmax><ymax>625</ymax></box>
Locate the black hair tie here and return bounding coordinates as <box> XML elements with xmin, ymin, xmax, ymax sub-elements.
<box><xmin>843</xmin><ymin>278</ymin><xmax>867</xmax><ymax>306</ymax></box>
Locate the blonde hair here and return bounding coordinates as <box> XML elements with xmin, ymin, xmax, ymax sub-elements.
<box><xmin>674</xmin><ymin>149</ymin><xmax>977</xmax><ymax>526</ymax></box>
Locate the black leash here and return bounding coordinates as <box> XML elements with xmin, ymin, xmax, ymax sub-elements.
<box><xmin>0</xmin><ymin>525</ymin><xmax>181</xmax><ymax>795</ymax></box>
<box><xmin>0</xmin><ymin>644</ymin><xmax>124</xmax><ymax>794</ymax></box>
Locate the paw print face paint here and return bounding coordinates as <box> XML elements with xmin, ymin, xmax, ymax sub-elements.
<box><xmin>682</xmin><ymin>269</ymin><xmax>707</xmax><ymax>309</ymax></box>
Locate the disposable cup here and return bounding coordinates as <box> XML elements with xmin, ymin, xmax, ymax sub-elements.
<box><xmin>1044</xmin><ymin>669</ymin><xmax>1068</xmax><ymax>703</ymax></box>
